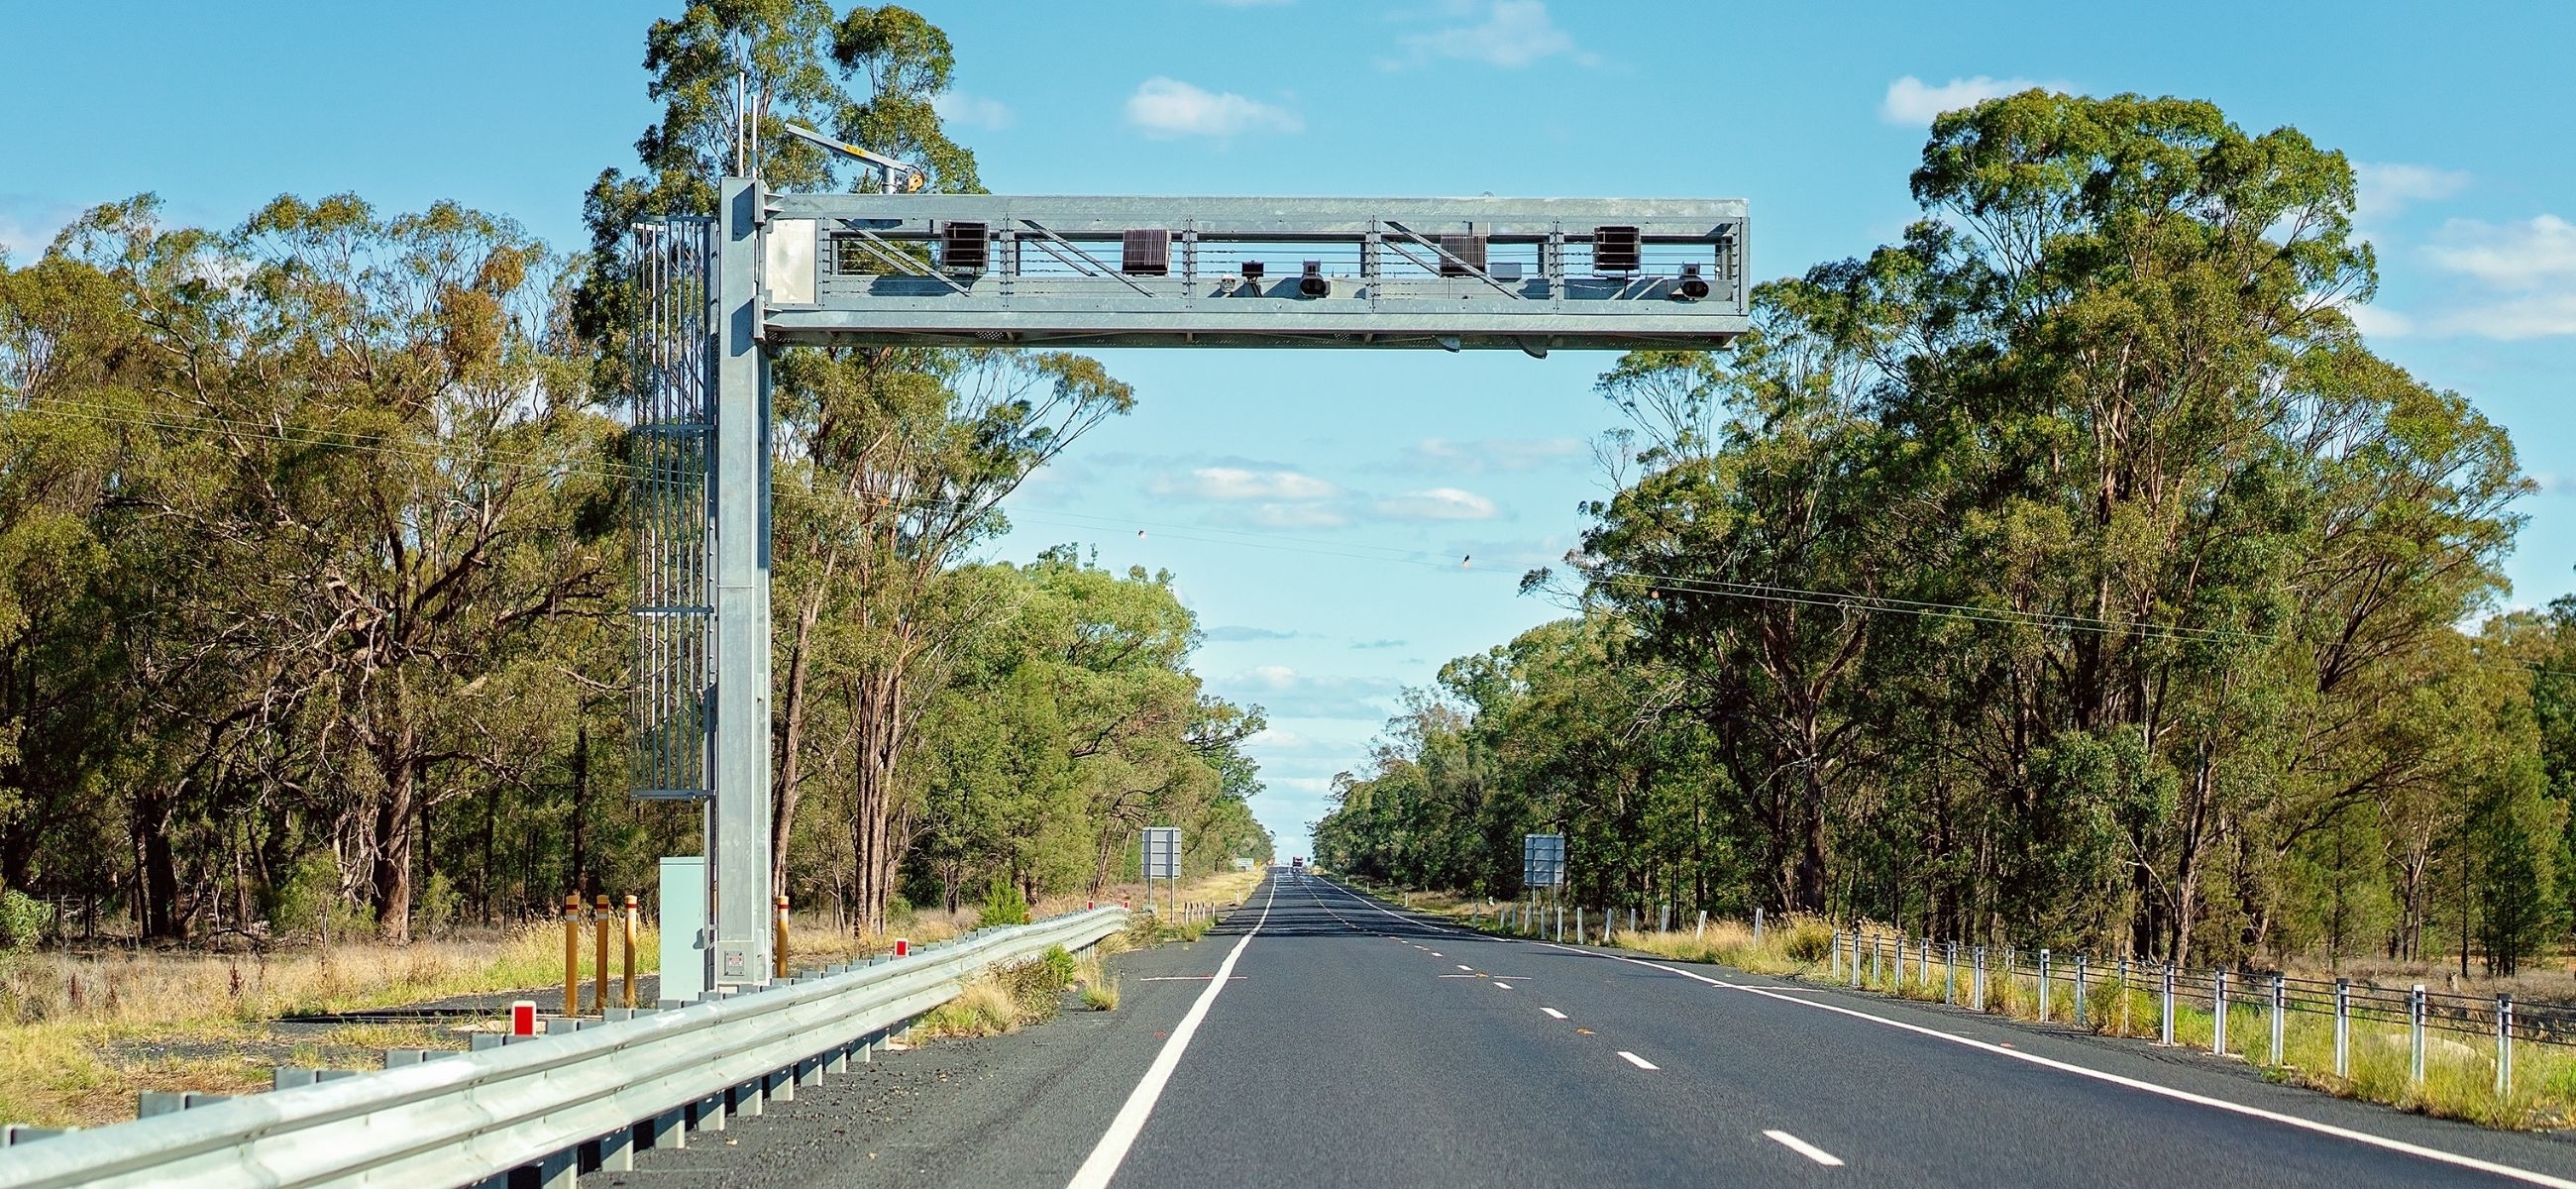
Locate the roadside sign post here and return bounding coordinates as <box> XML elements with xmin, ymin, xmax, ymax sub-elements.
<box><xmin>1143</xmin><ymin>827</ymin><xmax>1182</xmax><ymax>918</ymax></box>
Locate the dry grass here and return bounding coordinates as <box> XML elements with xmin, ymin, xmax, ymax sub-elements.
<box><xmin>0</xmin><ymin>924</ymin><xmax>648</xmax><ymax>1127</ymax></box>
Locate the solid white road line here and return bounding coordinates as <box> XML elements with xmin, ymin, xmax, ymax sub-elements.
<box><xmin>1542</xmin><ymin>1008</ymin><xmax>1567</xmax><ymax>1020</ymax></box>
<box><xmin>1538</xmin><ymin>943</ymin><xmax>2576</xmax><ymax>1189</ymax></box>
<box><xmin>1617</xmin><ymin>1050</ymin><xmax>1659</xmax><ymax>1070</ymax></box>
<box><xmin>1764</xmin><ymin>1130</ymin><xmax>1845</xmax><ymax>1167</ymax></box>
<box><xmin>1065</xmin><ymin>878</ymin><xmax>1279</xmax><ymax>1189</ymax></box>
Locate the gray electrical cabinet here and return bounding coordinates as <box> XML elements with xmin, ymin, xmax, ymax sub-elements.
<box><xmin>659</xmin><ymin>856</ymin><xmax>709</xmax><ymax>1003</ymax></box>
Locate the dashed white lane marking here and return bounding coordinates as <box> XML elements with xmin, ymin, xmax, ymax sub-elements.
<box><xmin>1536</xmin><ymin>943</ymin><xmax>2576</xmax><ymax>1189</ymax></box>
<box><xmin>1430</xmin><ymin>952</ymin><xmax>1444</xmax><ymax>957</ymax></box>
<box><xmin>1066</xmin><ymin>879</ymin><xmax>1278</xmax><ymax>1189</ymax></box>
<box><xmin>1765</xmin><ymin>1131</ymin><xmax>1844</xmax><ymax>1167</ymax></box>
<box><xmin>1493</xmin><ymin>982</ymin><xmax>1513</xmax><ymax>990</ymax></box>
<box><xmin>1617</xmin><ymin>1050</ymin><xmax>1658</xmax><ymax>1070</ymax></box>
<box><xmin>1457</xmin><ymin>964</ymin><xmax>1474</xmax><ymax>971</ymax></box>
<box><xmin>1542</xmin><ymin>1008</ymin><xmax>1567</xmax><ymax>1020</ymax></box>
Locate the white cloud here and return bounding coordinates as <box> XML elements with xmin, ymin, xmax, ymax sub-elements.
<box><xmin>2428</xmin><ymin>215</ymin><xmax>2576</xmax><ymax>289</ymax></box>
<box><xmin>1125</xmin><ymin>77</ymin><xmax>1303</xmax><ymax>139</ymax></box>
<box><xmin>1374</xmin><ymin>486</ymin><xmax>1500</xmax><ymax>521</ymax></box>
<box><xmin>2342</xmin><ymin>303</ymin><xmax>2413</xmax><ymax>339</ymax></box>
<box><xmin>1205</xmin><ymin>624</ymin><xmax>1302</xmax><ymax>642</ymax></box>
<box><xmin>1222</xmin><ymin>666</ymin><xmax>1401</xmax><ymax>719</ymax></box>
<box><xmin>931</xmin><ymin>90</ymin><xmax>1013</xmax><ymax>131</ymax></box>
<box><xmin>1160</xmin><ymin>466</ymin><xmax>1341</xmax><ymax>501</ymax></box>
<box><xmin>1399</xmin><ymin>1</ymin><xmax>1589</xmax><ymax>68</ymax></box>
<box><xmin>2351</xmin><ymin>162</ymin><xmax>2469</xmax><ymax>225</ymax></box>
<box><xmin>2420</xmin><ymin>215</ymin><xmax>2576</xmax><ymax>339</ymax></box>
<box><xmin>1395</xmin><ymin>436</ymin><xmax>1584</xmax><ymax>475</ymax></box>
<box><xmin>1879</xmin><ymin>74</ymin><xmax>2067</xmax><ymax>125</ymax></box>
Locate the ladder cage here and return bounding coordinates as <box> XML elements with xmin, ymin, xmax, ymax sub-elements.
<box><xmin>630</xmin><ymin>217</ymin><xmax>716</xmax><ymax>800</ymax></box>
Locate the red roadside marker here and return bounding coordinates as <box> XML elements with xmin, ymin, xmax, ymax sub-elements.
<box><xmin>894</xmin><ymin>938</ymin><xmax>910</xmax><ymax>957</ymax></box>
<box><xmin>510</xmin><ymin>1001</ymin><xmax>537</xmax><ymax>1036</ymax></box>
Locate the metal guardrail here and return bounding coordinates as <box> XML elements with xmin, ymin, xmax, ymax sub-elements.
<box><xmin>0</xmin><ymin>906</ymin><xmax>1128</xmax><ymax>1189</ymax></box>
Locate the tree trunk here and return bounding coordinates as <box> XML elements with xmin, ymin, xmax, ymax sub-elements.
<box><xmin>370</xmin><ymin>722</ymin><xmax>418</xmax><ymax>943</ymax></box>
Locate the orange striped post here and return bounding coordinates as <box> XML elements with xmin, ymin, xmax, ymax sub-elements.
<box><xmin>561</xmin><ymin>895</ymin><xmax>581</xmax><ymax>1018</ymax></box>
<box><xmin>773</xmin><ymin>896</ymin><xmax>791</xmax><ymax>980</ymax></box>
<box><xmin>592</xmin><ymin>895</ymin><xmax>611</xmax><ymax>1015</ymax></box>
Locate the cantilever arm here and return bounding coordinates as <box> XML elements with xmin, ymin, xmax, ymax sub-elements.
<box><xmin>780</xmin><ymin>123</ymin><xmax>925</xmax><ymax>193</ymax></box>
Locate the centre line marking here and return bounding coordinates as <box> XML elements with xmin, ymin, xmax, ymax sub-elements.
<box><xmin>1541</xmin><ymin>1008</ymin><xmax>1567</xmax><ymax>1019</ymax></box>
<box><xmin>1457</xmin><ymin>964</ymin><xmax>1474</xmax><ymax>971</ymax></box>
<box><xmin>1493</xmin><ymin>982</ymin><xmax>1513</xmax><ymax>990</ymax></box>
<box><xmin>1765</xmin><ymin>1131</ymin><xmax>1844</xmax><ymax>1167</ymax></box>
<box><xmin>1066</xmin><ymin>877</ymin><xmax>1277</xmax><ymax>1189</ymax></box>
<box><xmin>1617</xmin><ymin>1050</ymin><xmax>1658</xmax><ymax>1070</ymax></box>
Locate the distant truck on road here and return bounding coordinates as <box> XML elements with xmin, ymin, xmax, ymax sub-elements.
<box><xmin>1291</xmin><ymin>857</ymin><xmax>1305</xmax><ymax>872</ymax></box>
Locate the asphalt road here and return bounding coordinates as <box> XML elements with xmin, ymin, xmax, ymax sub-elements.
<box><xmin>621</xmin><ymin>871</ymin><xmax>2576</xmax><ymax>1187</ymax></box>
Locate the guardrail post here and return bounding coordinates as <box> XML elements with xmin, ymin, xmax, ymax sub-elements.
<box><xmin>1556</xmin><ymin>903</ymin><xmax>1563</xmax><ymax>942</ymax></box>
<box><xmin>1853</xmin><ymin>932</ymin><xmax>1865</xmax><ymax>988</ymax></box>
<box><xmin>1753</xmin><ymin>906</ymin><xmax>1763</xmax><ymax>944</ymax></box>
<box><xmin>2160</xmin><ymin>963</ymin><xmax>2176</xmax><ymax>1045</ymax></box>
<box><xmin>2499</xmin><ymin>993</ymin><xmax>2515</xmax><ymax>1095</ymax></box>
<box><xmin>2074</xmin><ymin>953</ymin><xmax>2087</xmax><ymax>1027</ymax></box>
<box><xmin>1696</xmin><ymin>910</ymin><xmax>1708</xmax><ymax>941</ymax></box>
<box><xmin>774</xmin><ymin>896</ymin><xmax>791</xmax><ymax>981</ymax></box>
<box><xmin>2270</xmin><ymin>974</ymin><xmax>2285</xmax><ymax>1066</ymax></box>
<box><xmin>1944</xmin><ymin>941</ymin><xmax>1957</xmax><ymax>1004</ymax></box>
<box><xmin>1577</xmin><ymin>907</ymin><xmax>1586</xmax><ymax>945</ymax></box>
<box><xmin>2212</xmin><ymin>969</ymin><xmax>2229</xmax><ymax>1056</ymax></box>
<box><xmin>563</xmin><ymin>894</ymin><xmax>582</xmax><ymax>1017</ymax></box>
<box><xmin>623</xmin><ymin>895</ymin><xmax>641</xmax><ymax>1009</ymax></box>
<box><xmin>2410</xmin><ymin>983</ymin><xmax>2427</xmax><ymax>1085</ymax></box>
<box><xmin>1872</xmin><ymin>935</ymin><xmax>1882</xmax><ymax>986</ymax></box>
<box><xmin>593</xmin><ymin>895</ymin><xmax>612</xmax><ymax>1016</ymax></box>
<box><xmin>2038</xmin><ymin>949</ymin><xmax>2051</xmax><ymax>1021</ymax></box>
<box><xmin>1895</xmin><ymin>936</ymin><xmax>1907</xmax><ymax>991</ymax></box>
<box><xmin>1831</xmin><ymin>930</ymin><xmax>1842</xmax><ymax>978</ymax></box>
<box><xmin>1973</xmin><ymin>946</ymin><xmax>1986</xmax><ymax>1011</ymax></box>
<box><xmin>2334</xmin><ymin>978</ymin><xmax>2350</xmax><ymax>1077</ymax></box>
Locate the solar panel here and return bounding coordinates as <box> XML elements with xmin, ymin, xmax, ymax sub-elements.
<box><xmin>941</xmin><ymin>221</ymin><xmax>988</xmax><ymax>274</ymax></box>
<box><xmin>1593</xmin><ymin>224</ymin><xmax>1642</xmax><ymax>271</ymax></box>
<box><xmin>1123</xmin><ymin>228</ymin><xmax>1171</xmax><ymax>276</ymax></box>
<box><xmin>1437</xmin><ymin>233</ymin><xmax>1486</xmax><ymax>276</ymax></box>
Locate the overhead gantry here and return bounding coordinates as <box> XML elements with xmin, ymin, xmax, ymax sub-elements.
<box><xmin>633</xmin><ymin>176</ymin><xmax>1751</xmax><ymax>993</ymax></box>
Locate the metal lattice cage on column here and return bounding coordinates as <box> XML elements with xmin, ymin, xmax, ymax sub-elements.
<box><xmin>630</xmin><ymin>217</ymin><xmax>715</xmax><ymax>801</ymax></box>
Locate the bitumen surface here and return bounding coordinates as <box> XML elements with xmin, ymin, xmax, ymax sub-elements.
<box><xmin>608</xmin><ymin>872</ymin><xmax>2576</xmax><ymax>1187</ymax></box>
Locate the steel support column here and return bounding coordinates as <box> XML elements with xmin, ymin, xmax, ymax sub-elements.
<box><xmin>712</xmin><ymin>177</ymin><xmax>775</xmax><ymax>986</ymax></box>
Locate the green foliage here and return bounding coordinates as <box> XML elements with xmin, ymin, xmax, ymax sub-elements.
<box><xmin>977</xmin><ymin>877</ymin><xmax>1031</xmax><ymax>927</ymax></box>
<box><xmin>0</xmin><ymin>889</ymin><xmax>52</xmax><ymax>952</ymax></box>
<box><xmin>1035</xmin><ymin>943</ymin><xmax>1078</xmax><ymax>991</ymax></box>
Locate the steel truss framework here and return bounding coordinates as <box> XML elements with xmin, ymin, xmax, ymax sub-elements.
<box><xmin>635</xmin><ymin>179</ymin><xmax>1751</xmax><ymax>990</ymax></box>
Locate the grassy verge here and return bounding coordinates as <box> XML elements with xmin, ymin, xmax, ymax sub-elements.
<box><xmin>1344</xmin><ymin>878</ymin><xmax>2576</xmax><ymax>1132</ymax></box>
<box><xmin>0</xmin><ymin>924</ymin><xmax>657</xmax><ymax>1127</ymax></box>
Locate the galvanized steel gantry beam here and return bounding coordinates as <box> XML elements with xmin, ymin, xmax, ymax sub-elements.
<box><xmin>635</xmin><ymin>179</ymin><xmax>1751</xmax><ymax>992</ymax></box>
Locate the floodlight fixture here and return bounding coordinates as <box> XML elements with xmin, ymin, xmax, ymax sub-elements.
<box><xmin>1239</xmin><ymin>261</ymin><xmax>1265</xmax><ymax>280</ymax></box>
<box><xmin>1299</xmin><ymin>261</ymin><xmax>1330</xmax><ymax>297</ymax></box>
<box><xmin>1675</xmin><ymin>263</ymin><xmax>1711</xmax><ymax>300</ymax></box>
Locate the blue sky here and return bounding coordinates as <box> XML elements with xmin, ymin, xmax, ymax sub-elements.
<box><xmin>7</xmin><ymin>2</ymin><xmax>2574</xmax><ymax>856</ymax></box>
